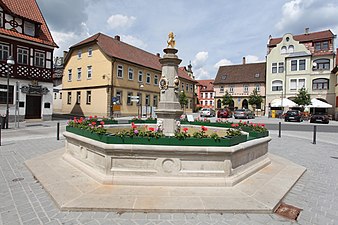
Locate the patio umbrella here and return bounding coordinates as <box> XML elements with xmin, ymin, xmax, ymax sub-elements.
<box><xmin>307</xmin><ymin>98</ymin><xmax>332</xmax><ymax>108</ymax></box>
<box><xmin>271</xmin><ymin>98</ymin><xmax>298</xmax><ymax>107</ymax></box>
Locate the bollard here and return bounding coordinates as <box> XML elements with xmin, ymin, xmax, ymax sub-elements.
<box><xmin>278</xmin><ymin>122</ymin><xmax>281</xmax><ymax>138</ymax></box>
<box><xmin>312</xmin><ymin>125</ymin><xmax>316</xmax><ymax>144</ymax></box>
<box><xmin>57</xmin><ymin>122</ymin><xmax>60</xmax><ymax>140</ymax></box>
<box><xmin>0</xmin><ymin>122</ymin><xmax>2</xmax><ymax>146</ymax></box>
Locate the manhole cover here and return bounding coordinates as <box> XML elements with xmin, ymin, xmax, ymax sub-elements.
<box><xmin>275</xmin><ymin>203</ymin><xmax>302</xmax><ymax>220</ymax></box>
<box><xmin>12</xmin><ymin>178</ymin><xmax>24</xmax><ymax>182</ymax></box>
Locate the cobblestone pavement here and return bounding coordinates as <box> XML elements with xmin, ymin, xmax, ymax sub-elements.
<box><xmin>0</xmin><ymin>124</ymin><xmax>337</xmax><ymax>224</ymax></box>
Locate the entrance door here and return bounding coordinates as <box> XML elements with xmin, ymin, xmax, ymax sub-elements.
<box><xmin>25</xmin><ymin>95</ymin><xmax>41</xmax><ymax>119</ymax></box>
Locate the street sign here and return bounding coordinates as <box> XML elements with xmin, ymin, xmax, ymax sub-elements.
<box><xmin>112</xmin><ymin>97</ymin><xmax>117</xmax><ymax>103</ymax></box>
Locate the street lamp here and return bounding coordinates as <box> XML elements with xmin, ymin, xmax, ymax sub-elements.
<box><xmin>138</xmin><ymin>83</ymin><xmax>144</xmax><ymax>118</ymax></box>
<box><xmin>6</xmin><ymin>56</ymin><xmax>15</xmax><ymax>129</ymax></box>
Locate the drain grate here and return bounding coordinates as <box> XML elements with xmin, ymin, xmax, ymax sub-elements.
<box><xmin>12</xmin><ymin>178</ymin><xmax>24</xmax><ymax>182</ymax></box>
<box><xmin>275</xmin><ymin>203</ymin><xmax>302</xmax><ymax>220</ymax></box>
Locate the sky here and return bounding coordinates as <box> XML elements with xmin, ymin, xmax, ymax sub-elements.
<box><xmin>37</xmin><ymin>0</ymin><xmax>338</xmax><ymax>80</ymax></box>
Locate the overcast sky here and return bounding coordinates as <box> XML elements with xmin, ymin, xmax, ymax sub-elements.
<box><xmin>37</xmin><ymin>0</ymin><xmax>338</xmax><ymax>80</ymax></box>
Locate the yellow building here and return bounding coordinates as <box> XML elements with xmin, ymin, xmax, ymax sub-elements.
<box><xmin>61</xmin><ymin>33</ymin><xmax>196</xmax><ymax>117</ymax></box>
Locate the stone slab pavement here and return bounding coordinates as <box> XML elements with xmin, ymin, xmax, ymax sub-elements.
<box><xmin>0</xmin><ymin>120</ymin><xmax>338</xmax><ymax>224</ymax></box>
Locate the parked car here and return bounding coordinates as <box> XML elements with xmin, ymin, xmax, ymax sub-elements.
<box><xmin>199</xmin><ymin>108</ymin><xmax>216</xmax><ymax>117</ymax></box>
<box><xmin>234</xmin><ymin>109</ymin><xmax>255</xmax><ymax>119</ymax></box>
<box><xmin>217</xmin><ymin>108</ymin><xmax>232</xmax><ymax>118</ymax></box>
<box><xmin>310</xmin><ymin>112</ymin><xmax>329</xmax><ymax>124</ymax></box>
<box><xmin>284</xmin><ymin>110</ymin><xmax>303</xmax><ymax>122</ymax></box>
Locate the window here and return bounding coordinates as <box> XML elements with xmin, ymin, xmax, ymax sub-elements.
<box><xmin>290</xmin><ymin>79</ymin><xmax>297</xmax><ymax>90</ymax></box>
<box><xmin>17</xmin><ymin>48</ymin><xmax>28</xmax><ymax>65</ymax></box>
<box><xmin>288</xmin><ymin>45</ymin><xmax>294</xmax><ymax>53</ymax></box>
<box><xmin>67</xmin><ymin>92</ymin><xmax>71</xmax><ymax>104</ymax></box>
<box><xmin>153</xmin><ymin>95</ymin><xmax>158</xmax><ymax>107</ymax></box>
<box><xmin>127</xmin><ymin>92</ymin><xmax>132</xmax><ymax>105</ymax></box>
<box><xmin>0</xmin><ymin>44</ymin><xmax>9</xmax><ymax>60</ymax></box>
<box><xmin>87</xmin><ymin>66</ymin><xmax>92</xmax><ymax>79</ymax></box>
<box><xmin>146</xmin><ymin>73</ymin><xmax>151</xmax><ymax>84</ymax></box>
<box><xmin>220</xmin><ymin>86</ymin><xmax>224</xmax><ymax>93</ymax></box>
<box><xmin>68</xmin><ymin>69</ymin><xmax>72</xmax><ymax>81</ymax></box>
<box><xmin>299</xmin><ymin>59</ymin><xmax>306</xmax><ymax>70</ymax></box>
<box><xmin>76</xmin><ymin>91</ymin><xmax>81</xmax><ymax>104</ymax></box>
<box><xmin>145</xmin><ymin>95</ymin><xmax>150</xmax><ymax>106</ymax></box>
<box><xmin>278</xmin><ymin>62</ymin><xmax>284</xmax><ymax>73</ymax></box>
<box><xmin>186</xmin><ymin>84</ymin><xmax>189</xmax><ymax>91</ymax></box>
<box><xmin>54</xmin><ymin>93</ymin><xmax>57</xmax><ymax>99</ymax></box>
<box><xmin>312</xmin><ymin>78</ymin><xmax>329</xmax><ymax>90</ymax></box>
<box><xmin>137</xmin><ymin>93</ymin><xmax>142</xmax><ymax>106</ymax></box>
<box><xmin>291</xmin><ymin>60</ymin><xmax>297</xmax><ymax>71</ymax></box>
<box><xmin>154</xmin><ymin>75</ymin><xmax>158</xmax><ymax>85</ymax></box>
<box><xmin>138</xmin><ymin>71</ymin><xmax>143</xmax><ymax>82</ymax></box>
<box><xmin>0</xmin><ymin>11</ymin><xmax>3</xmax><ymax>27</ymax></box>
<box><xmin>298</xmin><ymin>79</ymin><xmax>305</xmax><ymax>89</ymax></box>
<box><xmin>272</xmin><ymin>63</ymin><xmax>277</xmax><ymax>73</ymax></box>
<box><xmin>322</xmin><ymin>41</ymin><xmax>329</xmax><ymax>50</ymax></box>
<box><xmin>190</xmin><ymin>84</ymin><xmax>193</xmax><ymax>92</ymax></box>
<box><xmin>243</xmin><ymin>85</ymin><xmax>248</xmax><ymax>93</ymax></box>
<box><xmin>128</xmin><ymin>68</ymin><xmax>134</xmax><ymax>80</ymax></box>
<box><xmin>229</xmin><ymin>86</ymin><xmax>234</xmax><ymax>93</ymax></box>
<box><xmin>88</xmin><ymin>47</ymin><xmax>92</xmax><ymax>57</ymax></box>
<box><xmin>181</xmin><ymin>82</ymin><xmax>184</xmax><ymax>90</ymax></box>
<box><xmin>209</xmin><ymin>101</ymin><xmax>212</xmax><ymax>106</ymax></box>
<box><xmin>23</xmin><ymin>21</ymin><xmax>35</xmax><ymax>36</ymax></box>
<box><xmin>255</xmin><ymin>84</ymin><xmax>260</xmax><ymax>92</ymax></box>
<box><xmin>272</xmin><ymin>80</ymin><xmax>283</xmax><ymax>91</ymax></box>
<box><xmin>0</xmin><ymin>85</ymin><xmax>14</xmax><ymax>104</ymax></box>
<box><xmin>86</xmin><ymin>91</ymin><xmax>91</xmax><ymax>104</ymax></box>
<box><xmin>315</xmin><ymin>41</ymin><xmax>329</xmax><ymax>51</ymax></box>
<box><xmin>313</xmin><ymin>59</ymin><xmax>330</xmax><ymax>70</ymax></box>
<box><xmin>77</xmin><ymin>68</ymin><xmax>82</xmax><ymax>80</ymax></box>
<box><xmin>34</xmin><ymin>51</ymin><xmax>45</xmax><ymax>67</ymax></box>
<box><xmin>117</xmin><ymin>65</ymin><xmax>123</xmax><ymax>78</ymax></box>
<box><xmin>281</xmin><ymin>46</ymin><xmax>287</xmax><ymax>54</ymax></box>
<box><xmin>210</xmin><ymin>93</ymin><xmax>213</xmax><ymax>98</ymax></box>
<box><xmin>116</xmin><ymin>91</ymin><xmax>122</xmax><ymax>104</ymax></box>
<box><xmin>60</xmin><ymin>93</ymin><xmax>62</xmax><ymax>99</ymax></box>
<box><xmin>78</xmin><ymin>50</ymin><xmax>82</xmax><ymax>59</ymax></box>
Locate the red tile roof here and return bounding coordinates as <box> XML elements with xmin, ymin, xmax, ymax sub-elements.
<box><xmin>268</xmin><ymin>30</ymin><xmax>334</xmax><ymax>46</ymax></box>
<box><xmin>197</xmin><ymin>79</ymin><xmax>214</xmax><ymax>92</ymax></box>
<box><xmin>70</xmin><ymin>33</ymin><xmax>196</xmax><ymax>82</ymax></box>
<box><xmin>214</xmin><ymin>62</ymin><xmax>266</xmax><ymax>85</ymax></box>
<box><xmin>0</xmin><ymin>0</ymin><xmax>57</xmax><ymax>47</ymax></box>
<box><xmin>178</xmin><ymin>67</ymin><xmax>197</xmax><ymax>82</ymax></box>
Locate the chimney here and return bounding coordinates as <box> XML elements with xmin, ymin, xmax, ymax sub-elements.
<box><xmin>242</xmin><ymin>56</ymin><xmax>246</xmax><ymax>65</ymax></box>
<box><xmin>156</xmin><ymin>53</ymin><xmax>160</xmax><ymax>57</ymax></box>
<box><xmin>305</xmin><ymin>27</ymin><xmax>309</xmax><ymax>35</ymax></box>
<box><xmin>114</xmin><ymin>35</ymin><xmax>120</xmax><ymax>41</ymax></box>
<box><xmin>63</xmin><ymin>51</ymin><xmax>68</xmax><ymax>58</ymax></box>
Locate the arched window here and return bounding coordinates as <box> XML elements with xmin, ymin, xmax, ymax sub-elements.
<box><xmin>281</xmin><ymin>46</ymin><xmax>287</xmax><ymax>54</ymax></box>
<box><xmin>272</xmin><ymin>80</ymin><xmax>283</xmax><ymax>91</ymax></box>
<box><xmin>217</xmin><ymin>99</ymin><xmax>222</xmax><ymax>109</ymax></box>
<box><xmin>288</xmin><ymin>45</ymin><xmax>294</xmax><ymax>53</ymax></box>
<box><xmin>242</xmin><ymin>99</ymin><xmax>248</xmax><ymax>109</ymax></box>
<box><xmin>312</xmin><ymin>78</ymin><xmax>329</xmax><ymax>90</ymax></box>
<box><xmin>313</xmin><ymin>58</ymin><xmax>330</xmax><ymax>70</ymax></box>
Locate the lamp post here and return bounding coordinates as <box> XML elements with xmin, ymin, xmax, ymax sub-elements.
<box><xmin>138</xmin><ymin>83</ymin><xmax>144</xmax><ymax>118</ymax></box>
<box><xmin>6</xmin><ymin>56</ymin><xmax>15</xmax><ymax>129</ymax></box>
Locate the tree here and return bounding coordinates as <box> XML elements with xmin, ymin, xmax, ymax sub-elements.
<box><xmin>221</xmin><ymin>90</ymin><xmax>233</xmax><ymax>108</ymax></box>
<box><xmin>179</xmin><ymin>91</ymin><xmax>188</xmax><ymax>113</ymax></box>
<box><xmin>293</xmin><ymin>87</ymin><xmax>311</xmax><ymax>107</ymax></box>
<box><xmin>248</xmin><ymin>89</ymin><xmax>263</xmax><ymax>112</ymax></box>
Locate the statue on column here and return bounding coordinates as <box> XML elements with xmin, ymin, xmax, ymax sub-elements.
<box><xmin>167</xmin><ymin>32</ymin><xmax>176</xmax><ymax>48</ymax></box>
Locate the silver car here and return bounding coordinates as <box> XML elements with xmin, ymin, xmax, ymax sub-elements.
<box><xmin>234</xmin><ymin>109</ymin><xmax>255</xmax><ymax>119</ymax></box>
<box><xmin>199</xmin><ymin>108</ymin><xmax>216</xmax><ymax>117</ymax></box>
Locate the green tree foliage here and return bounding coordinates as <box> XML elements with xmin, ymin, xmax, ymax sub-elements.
<box><xmin>179</xmin><ymin>91</ymin><xmax>188</xmax><ymax>110</ymax></box>
<box><xmin>293</xmin><ymin>87</ymin><xmax>311</xmax><ymax>106</ymax></box>
<box><xmin>248</xmin><ymin>89</ymin><xmax>263</xmax><ymax>108</ymax></box>
<box><xmin>222</xmin><ymin>90</ymin><xmax>233</xmax><ymax>107</ymax></box>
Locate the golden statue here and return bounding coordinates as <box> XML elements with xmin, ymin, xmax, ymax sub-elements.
<box><xmin>167</xmin><ymin>32</ymin><xmax>176</xmax><ymax>48</ymax></box>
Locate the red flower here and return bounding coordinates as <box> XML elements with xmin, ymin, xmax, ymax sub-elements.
<box><xmin>91</xmin><ymin>121</ymin><xmax>96</xmax><ymax>126</ymax></box>
<box><xmin>231</xmin><ymin>123</ymin><xmax>236</xmax><ymax>127</ymax></box>
<box><xmin>201</xmin><ymin>126</ymin><xmax>208</xmax><ymax>132</ymax></box>
<box><xmin>94</xmin><ymin>115</ymin><xmax>97</xmax><ymax>118</ymax></box>
<box><xmin>253</xmin><ymin>124</ymin><xmax>257</xmax><ymax>127</ymax></box>
<box><xmin>261</xmin><ymin>124</ymin><xmax>265</xmax><ymax>127</ymax></box>
<box><xmin>131</xmin><ymin>122</ymin><xmax>137</xmax><ymax>129</ymax></box>
<box><xmin>183</xmin><ymin>127</ymin><xmax>188</xmax><ymax>133</ymax></box>
<box><xmin>89</xmin><ymin>115</ymin><xmax>93</xmax><ymax>119</ymax></box>
<box><xmin>148</xmin><ymin>127</ymin><xmax>155</xmax><ymax>132</ymax></box>
<box><xmin>100</xmin><ymin>121</ymin><xmax>105</xmax><ymax>125</ymax></box>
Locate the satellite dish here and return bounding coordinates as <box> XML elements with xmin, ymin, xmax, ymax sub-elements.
<box><xmin>312</xmin><ymin>62</ymin><xmax>317</xmax><ymax>67</ymax></box>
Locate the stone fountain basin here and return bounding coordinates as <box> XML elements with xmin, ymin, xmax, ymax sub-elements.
<box><xmin>63</xmin><ymin>125</ymin><xmax>271</xmax><ymax>187</ymax></box>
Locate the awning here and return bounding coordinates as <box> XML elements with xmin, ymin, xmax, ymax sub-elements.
<box><xmin>307</xmin><ymin>98</ymin><xmax>332</xmax><ymax>108</ymax></box>
<box><xmin>271</xmin><ymin>98</ymin><xmax>298</xmax><ymax>107</ymax></box>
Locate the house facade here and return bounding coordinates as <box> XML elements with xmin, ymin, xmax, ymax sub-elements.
<box><xmin>331</xmin><ymin>52</ymin><xmax>338</xmax><ymax>120</ymax></box>
<box><xmin>196</xmin><ymin>79</ymin><xmax>214</xmax><ymax>109</ymax></box>
<box><xmin>0</xmin><ymin>0</ymin><xmax>57</xmax><ymax>122</ymax></box>
<box><xmin>61</xmin><ymin>33</ymin><xmax>196</xmax><ymax>118</ymax></box>
<box><xmin>214</xmin><ymin>59</ymin><xmax>266</xmax><ymax>114</ymax></box>
<box><xmin>266</xmin><ymin>29</ymin><xmax>336</xmax><ymax>117</ymax></box>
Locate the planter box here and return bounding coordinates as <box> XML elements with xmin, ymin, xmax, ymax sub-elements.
<box><xmin>102</xmin><ymin>120</ymin><xmax>118</xmax><ymax>124</ymax></box>
<box><xmin>128</xmin><ymin>119</ymin><xmax>157</xmax><ymax>124</ymax></box>
<box><xmin>66</xmin><ymin>126</ymin><xmax>247</xmax><ymax>147</ymax></box>
<box><xmin>249</xmin><ymin>130</ymin><xmax>269</xmax><ymax>138</ymax></box>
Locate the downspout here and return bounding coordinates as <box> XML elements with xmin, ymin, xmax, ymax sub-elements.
<box><xmin>110</xmin><ymin>58</ymin><xmax>116</xmax><ymax>118</ymax></box>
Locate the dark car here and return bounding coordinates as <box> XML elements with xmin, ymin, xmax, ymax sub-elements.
<box><xmin>310</xmin><ymin>112</ymin><xmax>329</xmax><ymax>124</ymax></box>
<box><xmin>217</xmin><ymin>108</ymin><xmax>232</xmax><ymax>118</ymax></box>
<box><xmin>234</xmin><ymin>109</ymin><xmax>255</xmax><ymax>119</ymax></box>
<box><xmin>284</xmin><ymin>110</ymin><xmax>303</xmax><ymax>122</ymax></box>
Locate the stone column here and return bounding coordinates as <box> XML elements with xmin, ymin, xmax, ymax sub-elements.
<box><xmin>156</xmin><ymin>48</ymin><xmax>183</xmax><ymax>136</ymax></box>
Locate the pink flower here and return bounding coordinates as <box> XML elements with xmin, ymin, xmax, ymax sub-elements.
<box><xmin>134</xmin><ymin>129</ymin><xmax>139</xmax><ymax>134</ymax></box>
<box><xmin>100</xmin><ymin>121</ymin><xmax>105</xmax><ymax>125</ymax></box>
<box><xmin>91</xmin><ymin>121</ymin><xmax>96</xmax><ymax>126</ymax></box>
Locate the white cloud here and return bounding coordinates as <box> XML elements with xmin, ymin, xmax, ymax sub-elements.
<box><xmin>107</xmin><ymin>14</ymin><xmax>136</xmax><ymax>29</ymax></box>
<box><xmin>214</xmin><ymin>58</ymin><xmax>233</xmax><ymax>68</ymax></box>
<box><xmin>121</xmin><ymin>35</ymin><xmax>147</xmax><ymax>49</ymax></box>
<box><xmin>244</xmin><ymin>55</ymin><xmax>261</xmax><ymax>63</ymax></box>
<box><xmin>192</xmin><ymin>51</ymin><xmax>208</xmax><ymax>69</ymax></box>
<box><xmin>194</xmin><ymin>68</ymin><xmax>210</xmax><ymax>80</ymax></box>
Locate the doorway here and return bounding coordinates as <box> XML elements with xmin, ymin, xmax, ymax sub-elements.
<box><xmin>25</xmin><ymin>95</ymin><xmax>42</xmax><ymax>119</ymax></box>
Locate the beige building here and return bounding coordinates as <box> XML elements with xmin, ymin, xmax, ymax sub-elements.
<box><xmin>61</xmin><ymin>33</ymin><xmax>196</xmax><ymax>117</ymax></box>
<box><xmin>266</xmin><ymin>29</ymin><xmax>336</xmax><ymax>117</ymax></box>
<box><xmin>332</xmin><ymin>54</ymin><xmax>338</xmax><ymax>120</ymax></box>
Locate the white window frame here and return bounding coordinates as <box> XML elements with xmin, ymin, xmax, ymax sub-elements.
<box><xmin>88</xmin><ymin>47</ymin><xmax>92</xmax><ymax>57</ymax></box>
<box><xmin>86</xmin><ymin>91</ymin><xmax>91</xmax><ymax>104</ymax></box>
<box><xmin>77</xmin><ymin>67</ymin><xmax>82</xmax><ymax>80</ymax></box>
<box><xmin>0</xmin><ymin>43</ymin><xmax>9</xmax><ymax>61</ymax></box>
<box><xmin>255</xmin><ymin>84</ymin><xmax>260</xmax><ymax>92</ymax></box>
<box><xmin>220</xmin><ymin>86</ymin><xmax>224</xmax><ymax>93</ymax></box>
<box><xmin>68</xmin><ymin>69</ymin><xmax>72</xmax><ymax>81</ymax></box>
<box><xmin>34</xmin><ymin>51</ymin><xmax>45</xmax><ymax>67</ymax></box>
<box><xmin>78</xmin><ymin>50</ymin><xmax>82</xmax><ymax>59</ymax></box>
<box><xmin>76</xmin><ymin>91</ymin><xmax>81</xmax><ymax>104</ymax></box>
<box><xmin>243</xmin><ymin>84</ymin><xmax>249</xmax><ymax>93</ymax></box>
<box><xmin>272</xmin><ymin>80</ymin><xmax>283</xmax><ymax>91</ymax></box>
<box><xmin>17</xmin><ymin>47</ymin><xmax>29</xmax><ymax>65</ymax></box>
<box><xmin>138</xmin><ymin>71</ymin><xmax>143</xmax><ymax>82</ymax></box>
<box><xmin>229</xmin><ymin>86</ymin><xmax>234</xmax><ymax>93</ymax></box>
<box><xmin>128</xmin><ymin>68</ymin><xmax>134</xmax><ymax>80</ymax></box>
<box><xmin>146</xmin><ymin>73</ymin><xmax>151</xmax><ymax>84</ymax></box>
<box><xmin>87</xmin><ymin>66</ymin><xmax>92</xmax><ymax>79</ymax></box>
<box><xmin>154</xmin><ymin>75</ymin><xmax>158</xmax><ymax>85</ymax></box>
